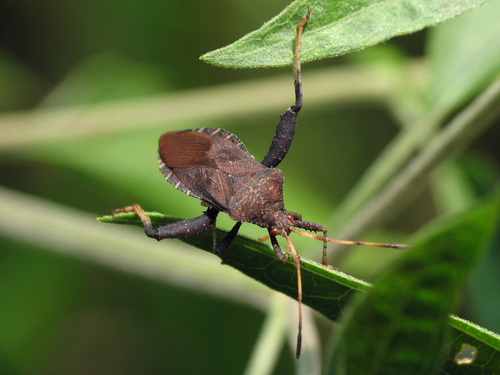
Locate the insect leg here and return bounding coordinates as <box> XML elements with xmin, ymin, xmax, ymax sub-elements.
<box><xmin>211</xmin><ymin>216</ymin><xmax>218</xmax><ymax>250</ymax></box>
<box><xmin>213</xmin><ymin>222</ymin><xmax>242</xmax><ymax>255</ymax></box>
<box><xmin>114</xmin><ymin>205</ymin><xmax>219</xmax><ymax>240</ymax></box>
<box><xmin>294</xmin><ymin>220</ymin><xmax>329</xmax><ymax>266</ymax></box>
<box><xmin>155</xmin><ymin>208</ymin><xmax>219</xmax><ymax>239</ymax></box>
<box><xmin>268</xmin><ymin>230</ymin><xmax>288</xmax><ymax>263</ymax></box>
<box><xmin>261</xmin><ymin>9</ymin><xmax>310</xmax><ymax>168</ymax></box>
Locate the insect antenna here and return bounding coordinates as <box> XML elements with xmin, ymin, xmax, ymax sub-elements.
<box><xmin>260</xmin><ymin>228</ymin><xmax>408</xmax><ymax>359</ymax></box>
<box><xmin>291</xmin><ymin>228</ymin><xmax>410</xmax><ymax>250</ymax></box>
<box><xmin>284</xmin><ymin>234</ymin><xmax>303</xmax><ymax>359</ymax></box>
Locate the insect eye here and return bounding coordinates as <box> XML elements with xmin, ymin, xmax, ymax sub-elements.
<box><xmin>286</xmin><ymin>214</ymin><xmax>294</xmax><ymax>222</ymax></box>
<box><xmin>270</xmin><ymin>228</ymin><xmax>279</xmax><ymax>236</ymax></box>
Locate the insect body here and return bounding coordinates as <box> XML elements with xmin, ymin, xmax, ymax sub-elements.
<box><xmin>112</xmin><ymin>10</ymin><xmax>406</xmax><ymax>359</ymax></box>
<box><xmin>115</xmin><ymin>11</ymin><xmax>315</xmax><ymax>358</ymax></box>
<box><xmin>159</xmin><ymin>127</ymin><xmax>285</xmax><ymax>229</ymax></box>
<box><xmin>158</xmin><ymin>126</ymin><xmax>325</xmax><ymax>257</ymax></box>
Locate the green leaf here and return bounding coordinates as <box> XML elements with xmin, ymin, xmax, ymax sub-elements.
<box><xmin>327</xmin><ymin>194</ymin><xmax>500</xmax><ymax>375</ymax></box>
<box><xmin>200</xmin><ymin>0</ymin><xmax>489</xmax><ymax>68</ymax></box>
<box><xmin>100</xmin><ymin>196</ymin><xmax>500</xmax><ymax>374</ymax></box>
<box><xmin>443</xmin><ymin>315</ymin><xmax>500</xmax><ymax>374</ymax></box>
<box><xmin>99</xmin><ymin>211</ymin><xmax>368</xmax><ymax>320</ymax></box>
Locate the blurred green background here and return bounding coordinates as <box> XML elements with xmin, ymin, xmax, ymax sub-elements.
<box><xmin>0</xmin><ymin>0</ymin><xmax>499</xmax><ymax>374</ymax></box>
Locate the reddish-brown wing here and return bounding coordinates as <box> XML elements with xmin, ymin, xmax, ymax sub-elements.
<box><xmin>158</xmin><ymin>128</ymin><xmax>266</xmax><ymax>212</ymax></box>
<box><xmin>159</xmin><ymin>130</ymin><xmax>217</xmax><ymax>168</ymax></box>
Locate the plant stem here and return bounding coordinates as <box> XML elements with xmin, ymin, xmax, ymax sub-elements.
<box><xmin>330</xmin><ymin>77</ymin><xmax>500</xmax><ymax>262</ymax></box>
<box><xmin>0</xmin><ymin>61</ymin><xmax>426</xmax><ymax>151</ymax></box>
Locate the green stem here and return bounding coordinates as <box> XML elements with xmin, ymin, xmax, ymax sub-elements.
<box><xmin>0</xmin><ymin>185</ymin><xmax>269</xmax><ymax>308</ymax></box>
<box><xmin>0</xmin><ymin>61</ymin><xmax>426</xmax><ymax>151</ymax></box>
<box><xmin>243</xmin><ymin>295</ymin><xmax>288</xmax><ymax>375</ymax></box>
<box><xmin>330</xmin><ymin>77</ymin><xmax>500</xmax><ymax>263</ymax></box>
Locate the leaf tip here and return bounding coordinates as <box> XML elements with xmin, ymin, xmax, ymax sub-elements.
<box><xmin>198</xmin><ymin>52</ymin><xmax>210</xmax><ymax>63</ymax></box>
<box><xmin>97</xmin><ymin>215</ymin><xmax>112</xmax><ymax>223</ymax></box>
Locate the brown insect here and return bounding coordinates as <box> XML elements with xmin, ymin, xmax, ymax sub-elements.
<box><xmin>113</xmin><ymin>9</ymin><xmax>407</xmax><ymax>358</ymax></box>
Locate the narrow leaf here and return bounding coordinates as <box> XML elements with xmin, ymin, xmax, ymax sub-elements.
<box><xmin>100</xmin><ymin>211</ymin><xmax>368</xmax><ymax>321</ymax></box>
<box><xmin>201</xmin><ymin>0</ymin><xmax>489</xmax><ymax>68</ymax></box>
<box><xmin>100</xmin><ymin>201</ymin><xmax>500</xmax><ymax>373</ymax></box>
<box><xmin>328</xmin><ymin>194</ymin><xmax>500</xmax><ymax>375</ymax></box>
<box><xmin>443</xmin><ymin>315</ymin><xmax>500</xmax><ymax>374</ymax></box>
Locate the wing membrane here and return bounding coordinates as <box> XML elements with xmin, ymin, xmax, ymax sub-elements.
<box><xmin>159</xmin><ymin>131</ymin><xmax>217</xmax><ymax>168</ymax></box>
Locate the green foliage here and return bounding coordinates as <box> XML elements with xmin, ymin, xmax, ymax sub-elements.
<box><xmin>100</xmin><ymin>211</ymin><xmax>367</xmax><ymax>320</ymax></box>
<box><xmin>201</xmin><ymin>0</ymin><xmax>488</xmax><ymax>68</ymax></box>
<box><xmin>329</xmin><ymin>195</ymin><xmax>500</xmax><ymax>375</ymax></box>
<box><xmin>1</xmin><ymin>0</ymin><xmax>499</xmax><ymax>374</ymax></box>
<box><xmin>101</xmin><ymin>192</ymin><xmax>500</xmax><ymax>374</ymax></box>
